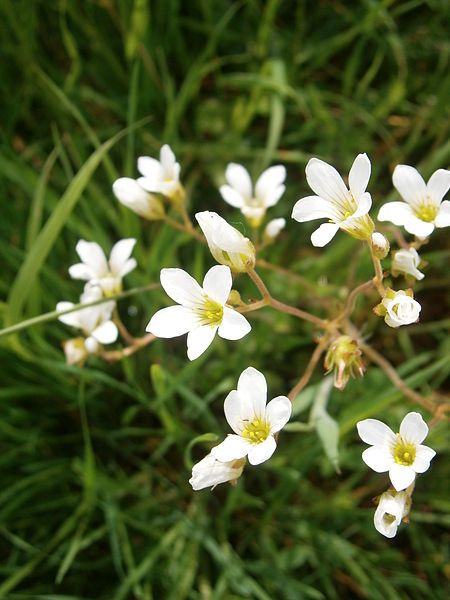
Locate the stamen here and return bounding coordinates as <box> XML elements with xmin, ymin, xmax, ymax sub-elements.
<box><xmin>392</xmin><ymin>434</ymin><xmax>416</xmax><ymax>466</ymax></box>
<box><xmin>242</xmin><ymin>417</ymin><xmax>271</xmax><ymax>444</ymax></box>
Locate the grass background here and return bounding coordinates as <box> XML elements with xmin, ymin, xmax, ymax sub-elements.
<box><xmin>0</xmin><ymin>0</ymin><xmax>449</xmax><ymax>598</ymax></box>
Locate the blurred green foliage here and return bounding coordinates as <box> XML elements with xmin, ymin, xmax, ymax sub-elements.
<box><xmin>0</xmin><ymin>0</ymin><xmax>449</xmax><ymax>598</ymax></box>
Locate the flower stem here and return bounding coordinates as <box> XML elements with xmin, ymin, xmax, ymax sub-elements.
<box><xmin>369</xmin><ymin>244</ymin><xmax>386</xmax><ymax>297</ymax></box>
<box><xmin>247</xmin><ymin>269</ymin><xmax>327</xmax><ymax>328</ymax></box>
<box><xmin>101</xmin><ymin>333</ymin><xmax>156</xmax><ymax>362</ymax></box>
<box><xmin>287</xmin><ymin>336</ymin><xmax>330</xmax><ymax>401</ymax></box>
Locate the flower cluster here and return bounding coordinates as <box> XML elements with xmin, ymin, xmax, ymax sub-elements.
<box><xmin>357</xmin><ymin>412</ymin><xmax>436</xmax><ymax>537</ymax></box>
<box><xmin>189</xmin><ymin>367</ymin><xmax>291</xmax><ymax>490</ymax></box>
<box><xmin>56</xmin><ymin>239</ymin><xmax>137</xmax><ymax>364</ymax></box>
<box><xmin>52</xmin><ymin>142</ymin><xmax>445</xmax><ymax>541</ymax></box>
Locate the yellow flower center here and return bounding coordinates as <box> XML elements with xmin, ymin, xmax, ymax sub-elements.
<box><xmin>392</xmin><ymin>435</ymin><xmax>416</xmax><ymax>466</ymax></box>
<box><xmin>242</xmin><ymin>417</ymin><xmax>271</xmax><ymax>444</ymax></box>
<box><xmin>200</xmin><ymin>297</ymin><xmax>224</xmax><ymax>326</ymax></box>
<box><xmin>415</xmin><ymin>203</ymin><xmax>438</xmax><ymax>223</ymax></box>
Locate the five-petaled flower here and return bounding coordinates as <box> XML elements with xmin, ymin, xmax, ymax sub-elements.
<box><xmin>291</xmin><ymin>153</ymin><xmax>374</xmax><ymax>247</ymax></box>
<box><xmin>219</xmin><ymin>163</ymin><xmax>286</xmax><ymax>226</ymax></box>
<box><xmin>391</xmin><ymin>247</ymin><xmax>424</xmax><ymax>281</ymax></box>
<box><xmin>112</xmin><ymin>177</ymin><xmax>164</xmax><ymax>220</ymax></box>
<box><xmin>195</xmin><ymin>211</ymin><xmax>256</xmax><ymax>272</ymax></box>
<box><xmin>69</xmin><ymin>239</ymin><xmax>137</xmax><ymax>297</ymax></box>
<box><xmin>57</xmin><ymin>285</ymin><xmax>118</xmax><ymax>364</ymax></box>
<box><xmin>378</xmin><ymin>165</ymin><xmax>450</xmax><ymax>238</ymax></box>
<box><xmin>375</xmin><ymin>289</ymin><xmax>421</xmax><ymax>328</ymax></box>
<box><xmin>357</xmin><ymin>412</ymin><xmax>436</xmax><ymax>491</ymax></box>
<box><xmin>146</xmin><ymin>265</ymin><xmax>251</xmax><ymax>360</ymax></box>
<box><xmin>189</xmin><ymin>453</ymin><xmax>245</xmax><ymax>491</ymax></box>
<box><xmin>374</xmin><ymin>490</ymin><xmax>410</xmax><ymax>539</ymax></box>
<box><xmin>137</xmin><ymin>144</ymin><xmax>184</xmax><ymax>202</ymax></box>
<box><xmin>211</xmin><ymin>367</ymin><xmax>291</xmax><ymax>465</ymax></box>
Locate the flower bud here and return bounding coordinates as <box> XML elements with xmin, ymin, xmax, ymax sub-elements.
<box><xmin>324</xmin><ymin>335</ymin><xmax>364</xmax><ymax>390</ymax></box>
<box><xmin>371</xmin><ymin>232</ymin><xmax>390</xmax><ymax>259</ymax></box>
<box><xmin>195</xmin><ymin>211</ymin><xmax>256</xmax><ymax>272</ymax></box>
<box><xmin>391</xmin><ymin>247</ymin><xmax>424</xmax><ymax>280</ymax></box>
<box><xmin>189</xmin><ymin>452</ymin><xmax>245</xmax><ymax>491</ymax></box>
<box><xmin>63</xmin><ymin>337</ymin><xmax>88</xmax><ymax>366</ymax></box>
<box><xmin>113</xmin><ymin>178</ymin><xmax>165</xmax><ymax>220</ymax></box>
<box><xmin>263</xmin><ymin>218</ymin><xmax>286</xmax><ymax>242</ymax></box>
<box><xmin>374</xmin><ymin>490</ymin><xmax>411</xmax><ymax>538</ymax></box>
<box><xmin>374</xmin><ymin>289</ymin><xmax>421</xmax><ymax>328</ymax></box>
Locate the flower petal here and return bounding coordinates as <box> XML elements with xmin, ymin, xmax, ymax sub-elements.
<box><xmin>255</xmin><ymin>165</ymin><xmax>286</xmax><ymax>204</ymax></box>
<box><xmin>362</xmin><ymin>446</ymin><xmax>393</xmax><ymax>473</ymax></box>
<box><xmin>224</xmin><ymin>390</ymin><xmax>246</xmax><ymax>434</ymax></box>
<box><xmin>219</xmin><ymin>184</ymin><xmax>245</xmax><ymax>208</ymax></box>
<box><xmin>265</xmin><ymin>396</ymin><xmax>291</xmax><ymax>433</ymax></box>
<box><xmin>146</xmin><ymin>305</ymin><xmax>196</xmax><ymax>337</ymax></box>
<box><xmin>392</xmin><ymin>165</ymin><xmax>427</xmax><ymax>208</ymax></box>
<box><xmin>160</xmin><ymin>268</ymin><xmax>204</xmax><ymax>306</ymax></box>
<box><xmin>306</xmin><ymin>158</ymin><xmax>350</xmax><ymax>204</ymax></box>
<box><xmin>291</xmin><ymin>195</ymin><xmax>337</xmax><ymax>222</ymax></box>
<box><xmin>218</xmin><ymin>307</ymin><xmax>251</xmax><ymax>340</ymax></box>
<box><xmin>426</xmin><ymin>168</ymin><xmax>450</xmax><ymax>205</ymax></box>
<box><xmin>357</xmin><ymin>419</ymin><xmax>396</xmax><ymax>446</ymax></box>
<box><xmin>413</xmin><ymin>445</ymin><xmax>436</xmax><ymax>473</ymax></box>
<box><xmin>344</xmin><ymin>192</ymin><xmax>372</xmax><ymax>221</ymax></box>
<box><xmin>377</xmin><ymin>201</ymin><xmax>414</xmax><ymax>225</ymax></box>
<box><xmin>310</xmin><ymin>222</ymin><xmax>340</xmax><ymax>247</ymax></box>
<box><xmin>247</xmin><ymin>435</ymin><xmax>277</xmax><ymax>465</ymax></box>
<box><xmin>92</xmin><ymin>320</ymin><xmax>118</xmax><ymax>344</ymax></box>
<box><xmin>187</xmin><ymin>325</ymin><xmax>217</xmax><ymax>360</ymax></box>
<box><xmin>109</xmin><ymin>239</ymin><xmax>136</xmax><ymax>277</ymax></box>
<box><xmin>403</xmin><ymin>214</ymin><xmax>435</xmax><ymax>239</ymax></box>
<box><xmin>117</xmin><ymin>258</ymin><xmax>138</xmax><ymax>278</ymax></box>
<box><xmin>160</xmin><ymin>144</ymin><xmax>176</xmax><ymax>171</ymax></box>
<box><xmin>435</xmin><ymin>200</ymin><xmax>450</xmax><ymax>228</ymax></box>
<box><xmin>225</xmin><ymin>163</ymin><xmax>252</xmax><ymax>200</ymax></box>
<box><xmin>56</xmin><ymin>302</ymin><xmax>80</xmax><ymax>328</ymax></box>
<box><xmin>75</xmin><ymin>240</ymin><xmax>108</xmax><ymax>277</ymax></box>
<box><xmin>264</xmin><ymin>185</ymin><xmax>286</xmax><ymax>208</ymax></box>
<box><xmin>68</xmin><ymin>263</ymin><xmax>96</xmax><ymax>281</ymax></box>
<box><xmin>202</xmin><ymin>265</ymin><xmax>232</xmax><ymax>304</ymax></box>
<box><xmin>389</xmin><ymin>464</ymin><xmax>416</xmax><ymax>491</ymax></box>
<box><xmin>399</xmin><ymin>412</ymin><xmax>429</xmax><ymax>444</ymax></box>
<box><xmin>137</xmin><ymin>156</ymin><xmax>163</xmax><ymax>180</ymax></box>
<box><xmin>112</xmin><ymin>178</ymin><xmax>151</xmax><ymax>215</ymax></box>
<box><xmin>237</xmin><ymin>367</ymin><xmax>267</xmax><ymax>418</ymax></box>
<box><xmin>211</xmin><ymin>434</ymin><xmax>251</xmax><ymax>462</ymax></box>
<box><xmin>348</xmin><ymin>153</ymin><xmax>371</xmax><ymax>201</ymax></box>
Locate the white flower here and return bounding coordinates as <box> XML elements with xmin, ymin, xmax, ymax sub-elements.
<box><xmin>57</xmin><ymin>286</ymin><xmax>118</xmax><ymax>362</ymax></box>
<box><xmin>380</xmin><ymin>290</ymin><xmax>421</xmax><ymax>328</ymax></box>
<box><xmin>263</xmin><ymin>218</ymin><xmax>286</xmax><ymax>241</ymax></box>
<box><xmin>189</xmin><ymin>452</ymin><xmax>245</xmax><ymax>491</ymax></box>
<box><xmin>211</xmin><ymin>367</ymin><xmax>291</xmax><ymax>465</ymax></box>
<box><xmin>137</xmin><ymin>144</ymin><xmax>183</xmax><ymax>201</ymax></box>
<box><xmin>292</xmin><ymin>153</ymin><xmax>374</xmax><ymax>247</ymax></box>
<box><xmin>195</xmin><ymin>211</ymin><xmax>256</xmax><ymax>272</ymax></box>
<box><xmin>69</xmin><ymin>239</ymin><xmax>137</xmax><ymax>296</ymax></box>
<box><xmin>371</xmin><ymin>232</ymin><xmax>390</xmax><ymax>259</ymax></box>
<box><xmin>357</xmin><ymin>412</ymin><xmax>436</xmax><ymax>491</ymax></box>
<box><xmin>220</xmin><ymin>163</ymin><xmax>286</xmax><ymax>225</ymax></box>
<box><xmin>391</xmin><ymin>248</ymin><xmax>424</xmax><ymax>280</ymax></box>
<box><xmin>146</xmin><ymin>265</ymin><xmax>251</xmax><ymax>360</ymax></box>
<box><xmin>112</xmin><ymin>177</ymin><xmax>164</xmax><ymax>220</ymax></box>
<box><xmin>378</xmin><ymin>165</ymin><xmax>450</xmax><ymax>239</ymax></box>
<box><xmin>374</xmin><ymin>491</ymin><xmax>410</xmax><ymax>538</ymax></box>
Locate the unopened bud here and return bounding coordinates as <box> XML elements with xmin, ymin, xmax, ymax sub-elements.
<box><xmin>263</xmin><ymin>218</ymin><xmax>286</xmax><ymax>242</ymax></box>
<box><xmin>371</xmin><ymin>232</ymin><xmax>390</xmax><ymax>259</ymax></box>
<box><xmin>324</xmin><ymin>335</ymin><xmax>364</xmax><ymax>391</ymax></box>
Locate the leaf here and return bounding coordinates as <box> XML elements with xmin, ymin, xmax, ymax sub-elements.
<box><xmin>310</xmin><ymin>376</ymin><xmax>340</xmax><ymax>472</ymax></box>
